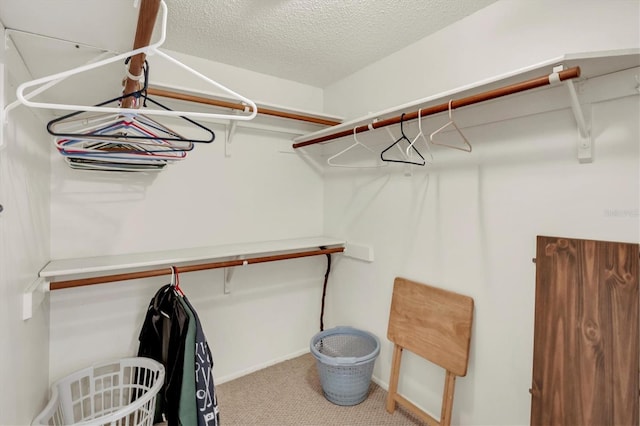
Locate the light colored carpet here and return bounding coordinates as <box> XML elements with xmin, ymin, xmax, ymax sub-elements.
<box><xmin>215</xmin><ymin>353</ymin><xmax>425</xmax><ymax>425</ymax></box>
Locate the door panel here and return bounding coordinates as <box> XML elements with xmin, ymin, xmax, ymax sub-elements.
<box><xmin>531</xmin><ymin>236</ymin><xmax>639</xmax><ymax>426</ymax></box>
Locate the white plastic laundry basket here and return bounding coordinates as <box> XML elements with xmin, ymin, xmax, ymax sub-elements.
<box><xmin>32</xmin><ymin>357</ymin><xmax>164</xmax><ymax>426</ymax></box>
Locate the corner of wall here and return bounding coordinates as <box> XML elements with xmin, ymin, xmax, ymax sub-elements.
<box><xmin>0</xmin><ymin>23</ymin><xmax>52</xmax><ymax>424</ymax></box>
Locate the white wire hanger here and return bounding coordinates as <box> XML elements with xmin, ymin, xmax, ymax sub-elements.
<box><xmin>43</xmin><ymin>57</ymin><xmax>216</xmax><ymax>172</ymax></box>
<box><xmin>327</xmin><ymin>127</ymin><xmax>388</xmax><ymax>168</ymax></box>
<box><xmin>429</xmin><ymin>100</ymin><xmax>472</xmax><ymax>152</ymax></box>
<box><xmin>13</xmin><ymin>1</ymin><xmax>257</xmax><ymax>122</ymax></box>
<box><xmin>405</xmin><ymin>108</ymin><xmax>434</xmax><ymax>164</ymax></box>
<box><xmin>46</xmin><ymin>61</ymin><xmax>216</xmax><ymax>145</ymax></box>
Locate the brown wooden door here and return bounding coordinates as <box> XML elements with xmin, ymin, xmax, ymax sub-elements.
<box><xmin>531</xmin><ymin>236</ymin><xmax>639</xmax><ymax>426</ymax></box>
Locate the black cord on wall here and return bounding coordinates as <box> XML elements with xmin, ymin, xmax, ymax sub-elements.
<box><xmin>319</xmin><ymin>248</ymin><xmax>332</xmax><ymax>332</ymax></box>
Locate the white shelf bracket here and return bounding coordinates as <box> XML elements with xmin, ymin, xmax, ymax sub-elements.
<box><xmin>343</xmin><ymin>242</ymin><xmax>374</xmax><ymax>262</ymax></box>
<box><xmin>23</xmin><ymin>277</ymin><xmax>49</xmax><ymax>321</ymax></box>
<box><xmin>223</xmin><ymin>255</ymin><xmax>247</xmax><ymax>294</ymax></box>
<box><xmin>554</xmin><ymin>65</ymin><xmax>593</xmax><ymax>163</ymax></box>
<box><xmin>225</xmin><ymin>121</ymin><xmax>238</xmax><ymax>158</ymax></box>
<box><xmin>225</xmin><ymin>108</ymin><xmax>248</xmax><ymax>157</ymax></box>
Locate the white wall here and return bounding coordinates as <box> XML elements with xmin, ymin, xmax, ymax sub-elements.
<box><xmin>3</xmin><ymin>1</ymin><xmax>639</xmax><ymax>425</ymax></box>
<box><xmin>325</xmin><ymin>0</ymin><xmax>640</xmax><ymax>119</ymax></box>
<box><xmin>321</xmin><ymin>1</ymin><xmax>639</xmax><ymax>425</ymax></box>
<box><xmin>0</xmin><ymin>25</ymin><xmax>51</xmax><ymax>425</ymax></box>
<box><xmin>46</xmin><ymin>53</ymin><xmax>328</xmax><ymax>387</ymax></box>
<box><xmin>149</xmin><ymin>49</ymin><xmax>326</xmax><ymax>112</ymax></box>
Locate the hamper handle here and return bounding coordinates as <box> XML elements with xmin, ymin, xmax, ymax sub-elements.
<box><xmin>335</xmin><ymin>357</ymin><xmax>358</xmax><ymax>364</ymax></box>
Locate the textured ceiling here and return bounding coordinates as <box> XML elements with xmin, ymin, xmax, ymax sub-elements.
<box><xmin>0</xmin><ymin>0</ymin><xmax>497</xmax><ymax>88</ymax></box>
<box><xmin>162</xmin><ymin>0</ymin><xmax>498</xmax><ymax>86</ymax></box>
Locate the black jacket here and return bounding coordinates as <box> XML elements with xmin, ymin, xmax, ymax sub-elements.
<box><xmin>138</xmin><ymin>284</ymin><xmax>190</xmax><ymax>425</ymax></box>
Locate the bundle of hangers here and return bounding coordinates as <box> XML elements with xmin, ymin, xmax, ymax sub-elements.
<box><xmin>327</xmin><ymin>101</ymin><xmax>472</xmax><ymax>168</ymax></box>
<box><xmin>46</xmin><ymin>59</ymin><xmax>215</xmax><ymax>172</ymax></box>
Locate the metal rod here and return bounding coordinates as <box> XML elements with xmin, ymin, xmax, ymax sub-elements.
<box><xmin>48</xmin><ymin>246</ymin><xmax>345</xmax><ymax>290</ymax></box>
<box><xmin>292</xmin><ymin>66</ymin><xmax>581</xmax><ymax>149</ymax></box>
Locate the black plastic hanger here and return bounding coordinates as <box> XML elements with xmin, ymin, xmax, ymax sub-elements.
<box><xmin>380</xmin><ymin>113</ymin><xmax>425</xmax><ymax>166</ymax></box>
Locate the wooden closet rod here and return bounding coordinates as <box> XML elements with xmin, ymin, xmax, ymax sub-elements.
<box><xmin>146</xmin><ymin>87</ymin><xmax>342</xmax><ymax>126</ymax></box>
<box><xmin>292</xmin><ymin>66</ymin><xmax>581</xmax><ymax>148</ymax></box>
<box><xmin>48</xmin><ymin>246</ymin><xmax>345</xmax><ymax>291</ymax></box>
<box><xmin>121</xmin><ymin>0</ymin><xmax>161</xmax><ymax>108</ymax></box>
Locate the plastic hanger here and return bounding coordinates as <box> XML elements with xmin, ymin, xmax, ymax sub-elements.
<box><xmin>46</xmin><ymin>63</ymin><xmax>216</xmax><ymax>145</ymax></box>
<box><xmin>64</xmin><ymin>158</ymin><xmax>169</xmax><ymax>172</ymax></box>
<box><xmin>52</xmin><ymin>112</ymin><xmax>194</xmax><ymax>154</ymax></box>
<box><xmin>48</xmin><ymin>60</ymin><xmax>212</xmax><ymax>171</ymax></box>
<box><xmin>55</xmin><ymin>125</ymin><xmax>187</xmax><ymax>172</ymax></box>
<box><xmin>55</xmin><ymin>139</ymin><xmax>185</xmax><ymax>172</ymax></box>
<box><xmin>47</xmin><ymin>95</ymin><xmax>215</xmax><ymax>145</ymax></box>
<box><xmin>429</xmin><ymin>100</ymin><xmax>472</xmax><ymax>152</ymax></box>
<box><xmin>13</xmin><ymin>1</ymin><xmax>257</xmax><ymax>122</ymax></box>
<box><xmin>327</xmin><ymin>127</ymin><xmax>388</xmax><ymax>168</ymax></box>
<box><xmin>55</xmin><ymin>117</ymin><xmax>187</xmax><ymax>147</ymax></box>
<box><xmin>170</xmin><ymin>266</ymin><xmax>184</xmax><ymax>297</ymax></box>
<box><xmin>380</xmin><ymin>113</ymin><xmax>426</xmax><ymax>166</ymax></box>
<box><xmin>55</xmin><ymin>123</ymin><xmax>189</xmax><ymax>165</ymax></box>
<box><xmin>55</xmin><ymin>136</ymin><xmax>190</xmax><ymax>159</ymax></box>
<box><xmin>53</xmin><ymin>117</ymin><xmax>191</xmax><ymax>172</ymax></box>
<box><xmin>405</xmin><ymin>108</ymin><xmax>434</xmax><ymax>164</ymax></box>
